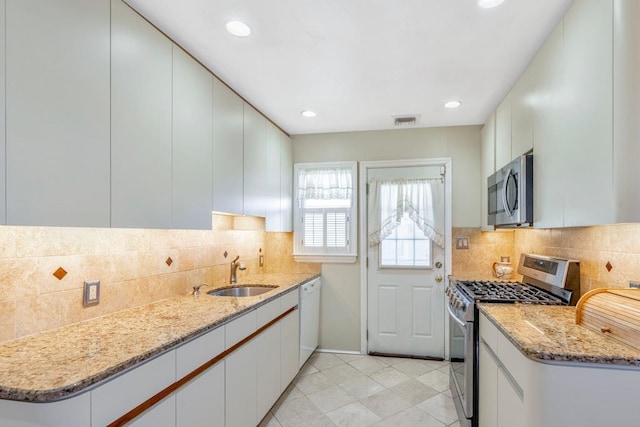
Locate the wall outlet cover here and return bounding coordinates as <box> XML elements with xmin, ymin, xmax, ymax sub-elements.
<box><xmin>456</xmin><ymin>237</ymin><xmax>469</xmax><ymax>250</ymax></box>
<box><xmin>83</xmin><ymin>280</ymin><xmax>100</xmax><ymax>307</ymax></box>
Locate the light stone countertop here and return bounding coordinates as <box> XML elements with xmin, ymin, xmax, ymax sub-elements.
<box><xmin>0</xmin><ymin>273</ymin><xmax>319</xmax><ymax>403</ymax></box>
<box><xmin>479</xmin><ymin>303</ymin><xmax>640</xmax><ymax>367</ymax></box>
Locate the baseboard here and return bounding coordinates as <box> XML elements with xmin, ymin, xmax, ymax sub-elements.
<box><xmin>315</xmin><ymin>348</ymin><xmax>362</xmax><ymax>355</ymax></box>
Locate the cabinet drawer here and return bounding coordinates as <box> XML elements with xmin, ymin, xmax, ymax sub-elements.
<box><xmin>480</xmin><ymin>313</ymin><xmax>499</xmax><ymax>352</ymax></box>
<box><xmin>225</xmin><ymin>310</ymin><xmax>257</xmax><ymax>349</ymax></box>
<box><xmin>176</xmin><ymin>326</ymin><xmax>224</xmax><ymax>379</ymax></box>
<box><xmin>496</xmin><ymin>330</ymin><xmax>527</xmax><ymax>390</ymax></box>
<box><xmin>91</xmin><ymin>350</ymin><xmax>176</xmax><ymax>426</ymax></box>
<box><xmin>281</xmin><ymin>288</ymin><xmax>300</xmax><ymax>311</ymax></box>
<box><xmin>257</xmin><ymin>298</ymin><xmax>282</xmax><ymax>328</ymax></box>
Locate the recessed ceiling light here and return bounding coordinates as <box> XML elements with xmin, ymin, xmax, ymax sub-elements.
<box><xmin>444</xmin><ymin>100</ymin><xmax>462</xmax><ymax>109</ymax></box>
<box><xmin>478</xmin><ymin>0</ymin><xmax>505</xmax><ymax>8</ymax></box>
<box><xmin>226</xmin><ymin>21</ymin><xmax>251</xmax><ymax>37</ymax></box>
<box><xmin>301</xmin><ymin>110</ymin><xmax>317</xmax><ymax>118</ymax></box>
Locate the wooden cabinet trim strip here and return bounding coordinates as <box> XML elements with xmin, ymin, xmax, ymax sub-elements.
<box><xmin>106</xmin><ymin>305</ymin><xmax>298</xmax><ymax>427</ymax></box>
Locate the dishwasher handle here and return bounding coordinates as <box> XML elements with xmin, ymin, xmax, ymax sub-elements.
<box><xmin>302</xmin><ymin>279</ymin><xmax>321</xmax><ymax>293</ymax></box>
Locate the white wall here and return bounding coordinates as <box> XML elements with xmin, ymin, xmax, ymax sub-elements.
<box><xmin>293</xmin><ymin>125</ymin><xmax>482</xmax><ymax>352</ymax></box>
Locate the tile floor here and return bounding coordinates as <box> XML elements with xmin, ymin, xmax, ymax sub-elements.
<box><xmin>259</xmin><ymin>352</ymin><xmax>461</xmax><ymax>427</ymax></box>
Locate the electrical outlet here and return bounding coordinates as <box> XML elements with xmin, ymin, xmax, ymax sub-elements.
<box><xmin>84</xmin><ymin>280</ymin><xmax>100</xmax><ymax>307</ymax></box>
<box><xmin>456</xmin><ymin>237</ymin><xmax>469</xmax><ymax>250</ymax></box>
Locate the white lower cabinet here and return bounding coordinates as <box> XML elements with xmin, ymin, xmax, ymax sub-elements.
<box><xmin>91</xmin><ymin>351</ymin><xmax>176</xmax><ymax>426</ymax></box>
<box><xmin>256</xmin><ymin>325</ymin><xmax>282</xmax><ymax>417</ymax></box>
<box><xmin>176</xmin><ymin>361</ymin><xmax>225</xmax><ymax>427</ymax></box>
<box><xmin>478</xmin><ymin>342</ymin><xmax>497</xmax><ymax>427</ymax></box>
<box><xmin>225</xmin><ymin>339</ymin><xmax>258</xmax><ymax>427</ymax></box>
<box><xmin>479</xmin><ymin>312</ymin><xmax>640</xmax><ymax>427</ymax></box>
<box><xmin>0</xmin><ymin>393</ymin><xmax>90</xmax><ymax>427</ymax></box>
<box><xmin>129</xmin><ymin>395</ymin><xmax>176</xmax><ymax>427</ymax></box>
<box><xmin>280</xmin><ymin>309</ymin><xmax>300</xmax><ymax>391</ymax></box>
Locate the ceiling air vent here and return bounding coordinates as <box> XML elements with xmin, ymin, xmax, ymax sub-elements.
<box><xmin>393</xmin><ymin>115</ymin><xmax>419</xmax><ymax>127</ymax></box>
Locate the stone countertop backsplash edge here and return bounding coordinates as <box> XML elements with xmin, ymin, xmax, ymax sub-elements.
<box><xmin>479</xmin><ymin>303</ymin><xmax>640</xmax><ymax>367</ymax></box>
<box><xmin>0</xmin><ymin>272</ymin><xmax>320</xmax><ymax>403</ymax></box>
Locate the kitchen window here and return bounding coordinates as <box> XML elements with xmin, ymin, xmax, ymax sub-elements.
<box><xmin>293</xmin><ymin>162</ymin><xmax>357</xmax><ymax>263</ymax></box>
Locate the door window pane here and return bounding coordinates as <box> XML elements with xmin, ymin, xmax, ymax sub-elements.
<box><xmin>379</xmin><ymin>213</ymin><xmax>432</xmax><ymax>268</ymax></box>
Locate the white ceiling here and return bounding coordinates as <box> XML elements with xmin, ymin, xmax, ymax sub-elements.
<box><xmin>124</xmin><ymin>0</ymin><xmax>573</xmax><ymax>135</ymax></box>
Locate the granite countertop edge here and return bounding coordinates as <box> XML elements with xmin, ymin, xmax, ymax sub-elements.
<box><xmin>478</xmin><ymin>303</ymin><xmax>640</xmax><ymax>368</ymax></box>
<box><xmin>0</xmin><ymin>273</ymin><xmax>320</xmax><ymax>403</ymax></box>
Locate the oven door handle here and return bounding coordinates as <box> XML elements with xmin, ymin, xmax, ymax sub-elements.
<box><xmin>447</xmin><ymin>303</ymin><xmax>466</xmax><ymax>328</ymax></box>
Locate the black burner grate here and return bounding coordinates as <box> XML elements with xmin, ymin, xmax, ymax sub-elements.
<box><xmin>458</xmin><ymin>280</ymin><xmax>563</xmax><ymax>304</ymax></box>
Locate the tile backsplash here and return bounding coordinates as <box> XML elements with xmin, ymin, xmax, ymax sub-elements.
<box><xmin>0</xmin><ymin>215</ymin><xmax>319</xmax><ymax>344</ymax></box>
<box><xmin>453</xmin><ymin>224</ymin><xmax>640</xmax><ymax>298</ymax></box>
<box><xmin>514</xmin><ymin>224</ymin><xmax>640</xmax><ymax>295</ymax></box>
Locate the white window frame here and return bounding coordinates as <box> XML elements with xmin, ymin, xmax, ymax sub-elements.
<box><xmin>293</xmin><ymin>161</ymin><xmax>358</xmax><ymax>263</ymax></box>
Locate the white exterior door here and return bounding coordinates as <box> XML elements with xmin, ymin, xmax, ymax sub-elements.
<box><xmin>366</xmin><ymin>165</ymin><xmax>445</xmax><ymax>358</ymax></box>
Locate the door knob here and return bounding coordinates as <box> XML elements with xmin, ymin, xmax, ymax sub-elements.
<box><xmin>435</xmin><ymin>261</ymin><xmax>442</xmax><ymax>269</ymax></box>
<box><xmin>435</xmin><ymin>275</ymin><xmax>443</xmax><ymax>283</ymax></box>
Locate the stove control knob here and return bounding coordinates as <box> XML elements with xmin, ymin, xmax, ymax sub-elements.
<box><xmin>445</xmin><ymin>287</ymin><xmax>451</xmax><ymax>297</ymax></box>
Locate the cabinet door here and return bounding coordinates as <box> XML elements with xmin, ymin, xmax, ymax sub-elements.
<box><xmin>0</xmin><ymin>393</ymin><xmax>90</xmax><ymax>427</ymax></box>
<box><xmin>243</xmin><ymin>103</ymin><xmax>267</xmax><ymax>217</ymax></box>
<box><xmin>478</xmin><ymin>341</ymin><xmax>498</xmax><ymax>427</ymax></box>
<box><xmin>0</xmin><ymin>0</ymin><xmax>5</xmax><ymax>225</ymax></box>
<box><xmin>532</xmin><ymin>24</ymin><xmax>565</xmax><ymax>228</ymax></box>
<box><xmin>91</xmin><ymin>351</ymin><xmax>176</xmax><ymax>426</ymax></box>
<box><xmin>561</xmin><ymin>0</ymin><xmax>614</xmax><ymax>226</ymax></box>
<box><xmin>111</xmin><ymin>0</ymin><xmax>173</xmax><ymax>228</ymax></box>
<box><xmin>6</xmin><ymin>0</ymin><xmax>110</xmax><ymax>227</ymax></box>
<box><xmin>225</xmin><ymin>340</ymin><xmax>258</xmax><ymax>427</ymax></box>
<box><xmin>176</xmin><ymin>361</ymin><xmax>225</xmax><ymax>427</ymax></box>
<box><xmin>212</xmin><ymin>78</ymin><xmax>244</xmax><ymax>215</ymax></box>
<box><xmin>280</xmin><ymin>131</ymin><xmax>294</xmax><ymax>232</ymax></box>
<box><xmin>256</xmin><ymin>324</ymin><xmax>281</xmax><ymax>419</ymax></box>
<box><xmin>480</xmin><ymin>115</ymin><xmax>495</xmax><ymax>231</ymax></box>
<box><xmin>496</xmin><ymin>368</ymin><xmax>525</xmax><ymax>427</ymax></box>
<box><xmin>265</xmin><ymin>122</ymin><xmax>282</xmax><ymax>231</ymax></box>
<box><xmin>280</xmin><ymin>308</ymin><xmax>300</xmax><ymax>390</ymax></box>
<box><xmin>129</xmin><ymin>395</ymin><xmax>176</xmax><ymax>427</ymax></box>
<box><xmin>510</xmin><ymin>69</ymin><xmax>534</xmax><ymax>159</ymax></box>
<box><xmin>172</xmin><ymin>45</ymin><xmax>214</xmax><ymax>230</ymax></box>
<box><xmin>495</xmin><ymin>95</ymin><xmax>512</xmax><ymax>169</ymax></box>
<box><xmin>613</xmin><ymin>0</ymin><xmax>640</xmax><ymax>223</ymax></box>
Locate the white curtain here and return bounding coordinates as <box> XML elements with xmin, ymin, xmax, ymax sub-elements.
<box><xmin>297</xmin><ymin>168</ymin><xmax>353</xmax><ymax>202</ymax></box>
<box><xmin>368</xmin><ymin>178</ymin><xmax>444</xmax><ymax>248</ymax></box>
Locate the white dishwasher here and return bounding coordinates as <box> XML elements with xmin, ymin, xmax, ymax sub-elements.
<box><xmin>299</xmin><ymin>278</ymin><xmax>321</xmax><ymax>367</ymax></box>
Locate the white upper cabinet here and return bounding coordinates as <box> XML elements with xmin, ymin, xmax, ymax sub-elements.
<box><xmin>0</xmin><ymin>0</ymin><xmax>5</xmax><ymax>225</ymax></box>
<box><xmin>265</xmin><ymin>121</ymin><xmax>293</xmax><ymax>232</ymax></box>
<box><xmin>266</xmin><ymin>122</ymin><xmax>282</xmax><ymax>231</ymax></box>
<box><xmin>494</xmin><ymin>95</ymin><xmax>512</xmax><ymax>170</ymax></box>
<box><xmin>243</xmin><ymin>103</ymin><xmax>267</xmax><ymax>218</ymax></box>
<box><xmin>613</xmin><ymin>0</ymin><xmax>640</xmax><ymax>223</ymax></box>
<box><xmin>5</xmin><ymin>0</ymin><xmax>110</xmax><ymax>227</ymax></box>
<box><xmin>212</xmin><ymin>78</ymin><xmax>244</xmax><ymax>215</ymax></box>
<box><xmin>510</xmin><ymin>68</ymin><xmax>534</xmax><ymax>159</ymax></box>
<box><xmin>561</xmin><ymin>0</ymin><xmax>613</xmax><ymax>227</ymax></box>
<box><xmin>111</xmin><ymin>0</ymin><xmax>173</xmax><ymax>228</ymax></box>
<box><xmin>280</xmin><ymin>131</ymin><xmax>294</xmax><ymax>232</ymax></box>
<box><xmin>480</xmin><ymin>114</ymin><xmax>495</xmax><ymax>231</ymax></box>
<box><xmin>172</xmin><ymin>46</ymin><xmax>214</xmax><ymax>229</ymax></box>
<box><xmin>531</xmin><ymin>24</ymin><xmax>565</xmax><ymax>229</ymax></box>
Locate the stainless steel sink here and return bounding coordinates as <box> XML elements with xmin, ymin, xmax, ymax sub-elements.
<box><xmin>207</xmin><ymin>285</ymin><xmax>277</xmax><ymax>297</ymax></box>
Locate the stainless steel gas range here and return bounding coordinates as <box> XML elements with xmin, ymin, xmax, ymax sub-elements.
<box><xmin>447</xmin><ymin>253</ymin><xmax>580</xmax><ymax>427</ymax></box>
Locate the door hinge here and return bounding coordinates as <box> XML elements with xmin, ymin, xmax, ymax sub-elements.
<box><xmin>366</xmin><ymin>183</ymin><xmax>369</xmax><ymax>195</ymax></box>
<box><xmin>366</xmin><ymin>257</ymin><xmax>368</xmax><ymax>268</ymax></box>
<box><xmin>366</xmin><ymin>329</ymin><xmax>369</xmax><ymax>340</ymax></box>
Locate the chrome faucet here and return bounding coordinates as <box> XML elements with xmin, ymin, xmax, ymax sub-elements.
<box><xmin>230</xmin><ymin>256</ymin><xmax>246</xmax><ymax>284</ymax></box>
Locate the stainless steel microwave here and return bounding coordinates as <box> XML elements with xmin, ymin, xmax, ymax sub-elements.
<box><xmin>487</xmin><ymin>154</ymin><xmax>533</xmax><ymax>227</ymax></box>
